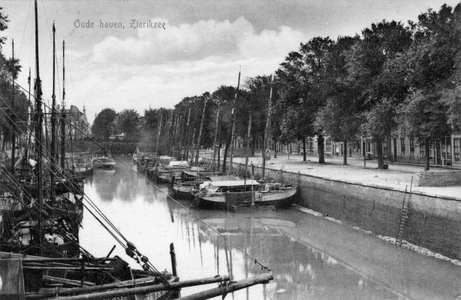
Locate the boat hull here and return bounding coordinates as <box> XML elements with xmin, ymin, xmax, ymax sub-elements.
<box><xmin>194</xmin><ymin>185</ymin><xmax>297</xmax><ymax>210</ymax></box>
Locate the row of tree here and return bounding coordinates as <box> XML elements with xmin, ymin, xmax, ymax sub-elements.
<box><xmin>0</xmin><ymin>8</ymin><xmax>29</xmax><ymax>152</ymax></box>
<box><xmin>90</xmin><ymin>3</ymin><xmax>461</xmax><ymax>171</ymax></box>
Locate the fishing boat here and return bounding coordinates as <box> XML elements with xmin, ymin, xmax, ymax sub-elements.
<box><xmin>69</xmin><ymin>152</ymin><xmax>93</xmax><ymax>175</ymax></box>
<box><xmin>149</xmin><ymin>160</ymin><xmax>190</xmax><ymax>183</ymax></box>
<box><xmin>170</xmin><ymin>169</ymin><xmax>233</xmax><ymax>200</ymax></box>
<box><xmin>92</xmin><ymin>155</ymin><xmax>116</xmax><ymax>169</ymax></box>
<box><xmin>192</xmin><ymin>179</ymin><xmax>298</xmax><ymax>210</ymax></box>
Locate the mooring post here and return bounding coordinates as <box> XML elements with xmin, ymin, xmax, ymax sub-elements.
<box><xmin>170</xmin><ymin>243</ymin><xmax>177</xmax><ymax>276</ymax></box>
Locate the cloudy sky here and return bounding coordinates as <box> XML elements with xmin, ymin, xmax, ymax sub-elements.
<box><xmin>2</xmin><ymin>0</ymin><xmax>460</xmax><ymax>123</ymax></box>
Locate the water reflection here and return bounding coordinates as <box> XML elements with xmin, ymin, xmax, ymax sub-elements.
<box><xmin>80</xmin><ymin>157</ymin><xmax>461</xmax><ymax>300</ymax></box>
<box><xmin>176</xmin><ymin>209</ymin><xmax>401</xmax><ymax>300</ymax></box>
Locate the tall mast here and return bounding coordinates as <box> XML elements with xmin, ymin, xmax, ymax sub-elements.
<box><xmin>60</xmin><ymin>40</ymin><xmax>66</xmax><ymax>168</ymax></box>
<box><xmin>34</xmin><ymin>0</ymin><xmax>44</xmax><ymax>253</ymax></box>
<box><xmin>262</xmin><ymin>75</ymin><xmax>274</xmax><ymax>179</ymax></box>
<box><xmin>50</xmin><ymin>23</ymin><xmax>56</xmax><ymax>199</ymax></box>
<box><xmin>156</xmin><ymin>110</ymin><xmax>162</xmax><ymax>155</ymax></box>
<box><xmin>212</xmin><ymin>102</ymin><xmax>220</xmax><ymax>171</ymax></box>
<box><xmin>195</xmin><ymin>96</ymin><xmax>207</xmax><ymax>165</ymax></box>
<box><xmin>184</xmin><ymin>107</ymin><xmax>191</xmax><ymax>161</ymax></box>
<box><xmin>229</xmin><ymin>69</ymin><xmax>241</xmax><ymax>171</ymax></box>
<box><xmin>244</xmin><ymin>114</ymin><xmax>252</xmax><ymax>176</ymax></box>
<box><xmin>10</xmin><ymin>39</ymin><xmax>16</xmax><ymax>173</ymax></box>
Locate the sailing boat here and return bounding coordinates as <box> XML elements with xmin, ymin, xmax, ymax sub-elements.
<box><xmin>192</xmin><ymin>75</ymin><xmax>298</xmax><ymax>211</ymax></box>
<box><xmin>1</xmin><ymin>2</ymin><xmax>273</xmax><ymax>299</ymax></box>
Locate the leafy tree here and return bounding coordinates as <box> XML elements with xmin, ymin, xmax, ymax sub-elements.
<box><xmin>402</xmin><ymin>91</ymin><xmax>451</xmax><ymax>170</ymax></box>
<box><xmin>314</xmin><ymin>36</ymin><xmax>361</xmax><ymax>165</ymax></box>
<box><xmin>91</xmin><ymin>108</ymin><xmax>117</xmax><ymax>141</ymax></box>
<box><xmin>115</xmin><ymin>109</ymin><xmax>140</xmax><ymax>142</ymax></box>
<box><xmin>0</xmin><ymin>7</ymin><xmax>8</xmax><ymax>46</ymax></box>
<box><xmin>277</xmin><ymin>37</ymin><xmax>334</xmax><ymax>163</ymax></box>
<box><xmin>346</xmin><ymin>20</ymin><xmax>412</xmax><ymax>168</ymax></box>
<box><xmin>399</xmin><ymin>4</ymin><xmax>461</xmax><ymax>170</ymax></box>
<box><xmin>245</xmin><ymin>75</ymin><xmax>278</xmax><ymax>156</ymax></box>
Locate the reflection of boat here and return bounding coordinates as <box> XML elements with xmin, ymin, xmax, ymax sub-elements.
<box><xmin>94</xmin><ymin>167</ymin><xmax>116</xmax><ymax>175</ymax></box>
<box><xmin>92</xmin><ymin>156</ymin><xmax>116</xmax><ymax>169</ymax></box>
<box><xmin>192</xmin><ymin>180</ymin><xmax>298</xmax><ymax>210</ymax></box>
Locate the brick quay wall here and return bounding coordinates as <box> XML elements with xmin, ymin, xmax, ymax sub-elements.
<box><xmin>238</xmin><ymin>162</ymin><xmax>461</xmax><ymax>261</ymax></box>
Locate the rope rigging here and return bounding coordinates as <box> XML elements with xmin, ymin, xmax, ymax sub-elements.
<box><xmin>1</xmin><ymin>74</ymin><xmax>273</xmax><ymax>277</ymax></box>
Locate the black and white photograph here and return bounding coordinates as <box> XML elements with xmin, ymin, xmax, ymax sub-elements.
<box><xmin>1</xmin><ymin>0</ymin><xmax>461</xmax><ymax>299</ymax></box>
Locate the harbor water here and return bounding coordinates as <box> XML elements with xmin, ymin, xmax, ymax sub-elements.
<box><xmin>80</xmin><ymin>156</ymin><xmax>461</xmax><ymax>300</ymax></box>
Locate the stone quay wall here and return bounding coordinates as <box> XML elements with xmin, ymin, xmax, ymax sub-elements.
<box><xmin>239</xmin><ymin>163</ymin><xmax>461</xmax><ymax>261</ymax></box>
<box><xmin>416</xmin><ymin>170</ymin><xmax>461</xmax><ymax>187</ymax></box>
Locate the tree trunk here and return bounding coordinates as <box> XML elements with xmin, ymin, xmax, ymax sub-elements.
<box><xmin>223</xmin><ymin>140</ymin><xmax>229</xmax><ymax>173</ymax></box>
<box><xmin>425</xmin><ymin>140</ymin><xmax>430</xmax><ymax>171</ymax></box>
<box><xmin>377</xmin><ymin>138</ymin><xmax>385</xmax><ymax>169</ymax></box>
<box><xmin>302</xmin><ymin>137</ymin><xmax>306</xmax><ymax>162</ymax></box>
<box><xmin>343</xmin><ymin>140</ymin><xmax>347</xmax><ymax>165</ymax></box>
<box><xmin>273</xmin><ymin>137</ymin><xmax>277</xmax><ymax>158</ymax></box>
<box><xmin>386</xmin><ymin>137</ymin><xmax>393</xmax><ymax>163</ymax></box>
<box><xmin>318</xmin><ymin>134</ymin><xmax>325</xmax><ymax>164</ymax></box>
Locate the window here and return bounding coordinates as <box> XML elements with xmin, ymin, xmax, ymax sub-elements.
<box><xmin>455</xmin><ymin>139</ymin><xmax>460</xmax><ymax>162</ymax></box>
<box><xmin>409</xmin><ymin>138</ymin><xmax>415</xmax><ymax>158</ymax></box>
<box><xmin>420</xmin><ymin>143</ymin><xmax>426</xmax><ymax>158</ymax></box>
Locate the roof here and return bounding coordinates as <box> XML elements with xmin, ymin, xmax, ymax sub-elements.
<box><xmin>208</xmin><ymin>180</ymin><xmax>260</xmax><ymax>187</ymax></box>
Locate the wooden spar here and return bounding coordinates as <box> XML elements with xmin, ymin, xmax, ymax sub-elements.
<box><xmin>34</xmin><ymin>0</ymin><xmax>45</xmax><ymax>254</ymax></box>
<box><xmin>175</xmin><ymin>115</ymin><xmax>182</xmax><ymax>158</ymax></box>
<box><xmin>11</xmin><ymin>39</ymin><xmax>16</xmax><ymax>174</ymax></box>
<box><xmin>244</xmin><ymin>115</ymin><xmax>252</xmax><ymax>176</ymax></box>
<box><xmin>156</xmin><ymin>110</ymin><xmax>162</xmax><ymax>155</ymax></box>
<box><xmin>195</xmin><ymin>96</ymin><xmax>207</xmax><ymax>165</ymax></box>
<box><xmin>262</xmin><ymin>75</ymin><xmax>274</xmax><ymax>179</ymax></box>
<box><xmin>183</xmin><ymin>107</ymin><xmax>191</xmax><ymax>161</ymax></box>
<box><xmin>42</xmin><ymin>275</ymin><xmax>96</xmax><ymax>287</ymax></box>
<box><xmin>177</xmin><ymin>273</ymin><xmax>273</xmax><ymax>300</ymax></box>
<box><xmin>50</xmin><ymin>22</ymin><xmax>56</xmax><ymax>199</ymax></box>
<box><xmin>60</xmin><ymin>40</ymin><xmax>66</xmax><ymax>168</ymax></box>
<box><xmin>169</xmin><ymin>110</ymin><xmax>174</xmax><ymax>156</ymax></box>
<box><xmin>229</xmin><ymin>70</ymin><xmax>241</xmax><ymax>172</ymax></box>
<box><xmin>26</xmin><ymin>275</ymin><xmax>175</xmax><ymax>299</ymax></box>
<box><xmin>212</xmin><ymin>102</ymin><xmax>220</xmax><ymax>171</ymax></box>
<box><xmin>189</xmin><ymin>128</ymin><xmax>196</xmax><ymax>165</ymax></box>
<box><xmin>39</xmin><ymin>275</ymin><xmax>231</xmax><ymax>300</ymax></box>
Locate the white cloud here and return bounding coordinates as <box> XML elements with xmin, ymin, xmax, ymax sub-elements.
<box><xmin>69</xmin><ymin>17</ymin><xmax>310</xmax><ymax>122</ymax></box>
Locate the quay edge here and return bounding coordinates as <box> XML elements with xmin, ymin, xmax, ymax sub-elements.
<box><xmin>232</xmin><ymin>161</ymin><xmax>461</xmax><ymax>262</ymax></box>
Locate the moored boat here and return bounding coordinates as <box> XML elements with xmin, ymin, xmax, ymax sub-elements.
<box><xmin>69</xmin><ymin>152</ymin><xmax>94</xmax><ymax>175</ymax></box>
<box><xmin>149</xmin><ymin>160</ymin><xmax>190</xmax><ymax>183</ymax></box>
<box><xmin>92</xmin><ymin>156</ymin><xmax>116</xmax><ymax>169</ymax></box>
<box><xmin>171</xmin><ymin>168</ymin><xmax>228</xmax><ymax>199</ymax></box>
<box><xmin>192</xmin><ymin>179</ymin><xmax>298</xmax><ymax>210</ymax></box>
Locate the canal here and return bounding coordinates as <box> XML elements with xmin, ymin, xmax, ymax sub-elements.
<box><xmin>80</xmin><ymin>157</ymin><xmax>461</xmax><ymax>300</ymax></box>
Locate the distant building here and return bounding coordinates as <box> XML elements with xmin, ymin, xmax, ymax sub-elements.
<box><xmin>56</xmin><ymin>104</ymin><xmax>90</xmax><ymax>140</ymax></box>
<box><xmin>109</xmin><ymin>133</ymin><xmax>126</xmax><ymax>141</ymax></box>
